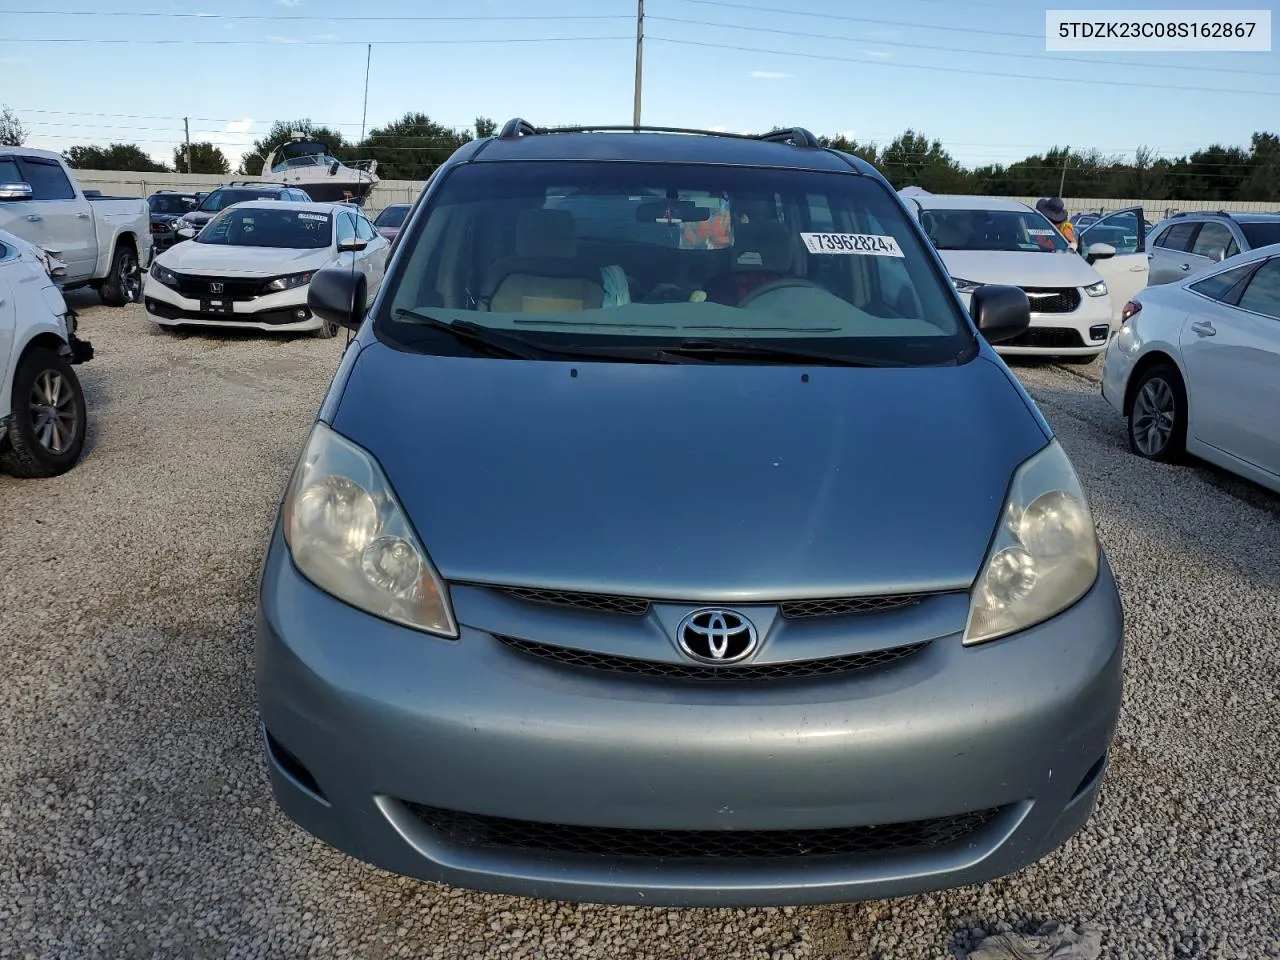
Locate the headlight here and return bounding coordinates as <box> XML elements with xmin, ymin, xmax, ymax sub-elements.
<box><xmin>282</xmin><ymin>421</ymin><xmax>457</xmax><ymax>637</ymax></box>
<box><xmin>263</xmin><ymin>271</ymin><xmax>314</xmax><ymax>293</ymax></box>
<box><xmin>150</xmin><ymin>262</ymin><xmax>178</xmax><ymax>287</ymax></box>
<box><xmin>964</xmin><ymin>440</ymin><xmax>1099</xmax><ymax>645</ymax></box>
<box><xmin>1084</xmin><ymin>280</ymin><xmax>1109</xmax><ymax>298</ymax></box>
<box><xmin>952</xmin><ymin>277</ymin><xmax>982</xmax><ymax>294</ymax></box>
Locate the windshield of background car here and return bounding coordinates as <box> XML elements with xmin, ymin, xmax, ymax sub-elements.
<box><xmin>375</xmin><ymin>205</ymin><xmax>409</xmax><ymax>229</ymax></box>
<box><xmin>377</xmin><ymin>161</ymin><xmax>970</xmax><ymax>365</ymax></box>
<box><xmin>199</xmin><ymin>189</ymin><xmax>284</xmax><ymax>213</ymax></box>
<box><xmin>1241</xmin><ymin>222</ymin><xmax>1280</xmax><ymax>248</ymax></box>
<box><xmin>195</xmin><ymin>207</ymin><xmax>331</xmax><ymax>249</ymax></box>
<box><xmin>150</xmin><ymin>195</ymin><xmax>196</xmax><ymax>214</ymax></box>
<box><xmin>921</xmin><ymin>207</ymin><xmax>1070</xmax><ymax>253</ymax></box>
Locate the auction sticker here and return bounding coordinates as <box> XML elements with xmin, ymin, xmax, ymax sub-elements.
<box><xmin>297</xmin><ymin>213</ymin><xmax>328</xmax><ymax>221</ymax></box>
<box><xmin>801</xmin><ymin>232</ymin><xmax>904</xmax><ymax>257</ymax></box>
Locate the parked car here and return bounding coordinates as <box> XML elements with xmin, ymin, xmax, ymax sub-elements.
<box><xmin>0</xmin><ymin>228</ymin><xmax>94</xmax><ymax>477</ymax></box>
<box><xmin>171</xmin><ymin>182</ymin><xmax>312</xmax><ymax>243</ymax></box>
<box><xmin>256</xmin><ymin>121</ymin><xmax>1124</xmax><ymax>908</ymax></box>
<box><xmin>373</xmin><ymin>203</ymin><xmax>411</xmax><ymax>242</ymax></box>
<box><xmin>144</xmin><ymin>200</ymin><xmax>390</xmax><ymax>338</ymax></box>
<box><xmin>1070</xmin><ymin>205</ymin><xmax>1151</xmax><ymax>313</ymax></box>
<box><xmin>1102</xmin><ymin>243</ymin><xmax>1280</xmax><ymax>492</ymax></box>
<box><xmin>1145</xmin><ymin>212</ymin><xmax>1280</xmax><ymax>287</ymax></box>
<box><xmin>148</xmin><ymin>190</ymin><xmax>199</xmax><ymax>253</ymax></box>
<box><xmin>909</xmin><ymin>194</ymin><xmax>1115</xmax><ymax>362</ymax></box>
<box><xmin>0</xmin><ymin>147</ymin><xmax>152</xmax><ymax>306</ymax></box>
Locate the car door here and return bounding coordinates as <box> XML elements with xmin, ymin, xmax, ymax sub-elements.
<box><xmin>354</xmin><ymin>213</ymin><xmax>389</xmax><ymax>295</ymax></box>
<box><xmin>1150</xmin><ymin>219</ymin><xmax>1218</xmax><ymax>286</ymax></box>
<box><xmin>1178</xmin><ymin>256</ymin><xmax>1280</xmax><ymax>476</ymax></box>
<box><xmin>334</xmin><ymin>211</ymin><xmax>367</xmax><ymax>292</ymax></box>
<box><xmin>1079</xmin><ymin>206</ymin><xmax>1148</xmax><ymax>320</ymax></box>
<box><xmin>15</xmin><ymin>156</ymin><xmax>95</xmax><ymax>281</ymax></box>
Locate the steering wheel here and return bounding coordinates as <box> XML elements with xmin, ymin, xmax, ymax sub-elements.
<box><xmin>738</xmin><ymin>278</ymin><xmax>828</xmax><ymax>307</ymax></box>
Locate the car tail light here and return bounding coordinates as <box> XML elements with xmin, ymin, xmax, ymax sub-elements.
<box><xmin>1121</xmin><ymin>300</ymin><xmax>1142</xmax><ymax>323</ymax></box>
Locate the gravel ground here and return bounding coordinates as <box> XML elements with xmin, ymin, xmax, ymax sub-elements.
<box><xmin>1</xmin><ymin>305</ymin><xmax>1277</xmax><ymax>959</ymax></box>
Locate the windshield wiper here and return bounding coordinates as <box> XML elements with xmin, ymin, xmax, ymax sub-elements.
<box><xmin>393</xmin><ymin>309</ymin><xmax>563</xmax><ymax>360</ymax></box>
<box><xmin>658</xmin><ymin>338</ymin><xmax>910</xmax><ymax>368</ymax></box>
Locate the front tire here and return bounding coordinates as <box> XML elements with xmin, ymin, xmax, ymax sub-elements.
<box><xmin>100</xmin><ymin>243</ymin><xmax>141</xmax><ymax>307</ymax></box>
<box><xmin>311</xmin><ymin>317</ymin><xmax>339</xmax><ymax>339</ymax></box>
<box><xmin>0</xmin><ymin>347</ymin><xmax>88</xmax><ymax>478</ymax></box>
<box><xmin>1126</xmin><ymin>362</ymin><xmax>1187</xmax><ymax>463</ymax></box>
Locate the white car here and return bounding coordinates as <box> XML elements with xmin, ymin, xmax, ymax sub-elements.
<box><xmin>0</xmin><ymin>228</ymin><xmax>94</xmax><ymax>478</ymax></box>
<box><xmin>1101</xmin><ymin>243</ymin><xmax>1280</xmax><ymax>494</ymax></box>
<box><xmin>143</xmin><ymin>200</ymin><xmax>390</xmax><ymax>338</ymax></box>
<box><xmin>908</xmin><ymin>194</ymin><xmax>1119</xmax><ymax>362</ymax></box>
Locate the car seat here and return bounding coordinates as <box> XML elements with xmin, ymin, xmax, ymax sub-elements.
<box><xmin>481</xmin><ymin>209</ymin><xmax>604</xmax><ymax>315</ymax></box>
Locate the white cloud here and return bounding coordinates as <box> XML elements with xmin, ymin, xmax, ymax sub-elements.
<box><xmin>278</xmin><ymin>0</ymin><xmax>305</xmax><ymax>6</ymax></box>
<box><xmin>190</xmin><ymin>117</ymin><xmax>257</xmax><ymax>166</ymax></box>
<box><xmin>749</xmin><ymin>70</ymin><xmax>791</xmax><ymax>79</ymax></box>
<box><xmin>310</xmin><ymin>32</ymin><xmax>338</xmax><ymax>41</ymax></box>
<box><xmin>266</xmin><ymin>34</ymin><xmax>303</xmax><ymax>43</ymax></box>
<box><xmin>864</xmin><ymin>50</ymin><xmax>893</xmax><ymax>60</ymax></box>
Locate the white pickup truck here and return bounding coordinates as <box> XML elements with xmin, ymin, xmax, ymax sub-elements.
<box><xmin>0</xmin><ymin>147</ymin><xmax>152</xmax><ymax>306</ymax></box>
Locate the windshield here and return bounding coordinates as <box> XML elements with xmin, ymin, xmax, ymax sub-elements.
<box><xmin>920</xmin><ymin>207</ymin><xmax>1070</xmax><ymax>252</ymax></box>
<box><xmin>199</xmin><ymin>189</ymin><xmax>284</xmax><ymax>213</ymax></box>
<box><xmin>375</xmin><ymin>205</ymin><xmax>410</xmax><ymax>229</ymax></box>
<box><xmin>195</xmin><ymin>207</ymin><xmax>331</xmax><ymax>249</ymax></box>
<box><xmin>1241</xmin><ymin>222</ymin><xmax>1280</xmax><ymax>249</ymax></box>
<box><xmin>377</xmin><ymin>161</ymin><xmax>969</xmax><ymax>366</ymax></box>
<box><xmin>150</xmin><ymin>194</ymin><xmax>196</xmax><ymax>215</ymax></box>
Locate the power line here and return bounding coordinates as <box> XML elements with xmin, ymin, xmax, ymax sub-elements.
<box><xmin>2</xmin><ymin>33</ymin><xmax>632</xmax><ymax>45</ymax></box>
<box><xmin>0</xmin><ymin>9</ymin><xmax>632</xmax><ymax>21</ymax></box>
<box><xmin>672</xmin><ymin>0</ymin><xmax>1043</xmax><ymax>39</ymax></box>
<box><xmin>650</xmin><ymin>15</ymin><xmax>1280</xmax><ymax>78</ymax></box>
<box><xmin>647</xmin><ymin>36</ymin><xmax>1280</xmax><ymax>97</ymax></box>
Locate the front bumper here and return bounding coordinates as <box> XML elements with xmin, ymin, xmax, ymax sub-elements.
<box><xmin>256</xmin><ymin>529</ymin><xmax>1124</xmax><ymax>907</ymax></box>
<box><xmin>143</xmin><ymin>277</ymin><xmax>320</xmax><ymax>332</ymax></box>
<box><xmin>963</xmin><ymin>291</ymin><xmax>1114</xmax><ymax>356</ymax></box>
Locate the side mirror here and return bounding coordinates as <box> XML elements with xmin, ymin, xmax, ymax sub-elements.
<box><xmin>337</xmin><ymin>238</ymin><xmax>368</xmax><ymax>253</ymax></box>
<box><xmin>0</xmin><ymin>181</ymin><xmax>34</xmax><ymax>201</ymax></box>
<box><xmin>971</xmin><ymin>284</ymin><xmax>1030</xmax><ymax>345</ymax></box>
<box><xmin>1086</xmin><ymin>242</ymin><xmax>1116</xmax><ymax>264</ymax></box>
<box><xmin>308</xmin><ymin>265</ymin><xmax>366</xmax><ymax>331</ymax></box>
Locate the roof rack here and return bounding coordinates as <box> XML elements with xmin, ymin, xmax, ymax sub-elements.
<box><xmin>494</xmin><ymin>119</ymin><xmax>823</xmax><ymax>148</ymax></box>
<box><xmin>1170</xmin><ymin>210</ymin><xmax>1236</xmax><ymax>220</ymax></box>
<box><xmin>228</xmin><ymin>179</ymin><xmax>282</xmax><ymax>188</ymax></box>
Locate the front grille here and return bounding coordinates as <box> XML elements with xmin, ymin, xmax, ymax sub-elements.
<box><xmin>171</xmin><ymin>272</ymin><xmax>265</xmax><ymax>301</ymax></box>
<box><xmin>1020</xmin><ymin>287</ymin><xmax>1081</xmax><ymax>314</ymax></box>
<box><xmin>144</xmin><ymin>297</ymin><xmax>307</xmax><ymax>326</ymax></box>
<box><xmin>1002</xmin><ymin>327</ymin><xmax>1086</xmax><ymax>350</ymax></box>
<box><xmin>496</xmin><ymin>587</ymin><xmax>930</xmax><ymax>620</ymax></box>
<box><xmin>405</xmin><ymin>802</ymin><xmax>1004</xmax><ymax>860</ymax></box>
<box><xmin>496</xmin><ymin>635</ymin><xmax>927</xmax><ymax>681</ymax></box>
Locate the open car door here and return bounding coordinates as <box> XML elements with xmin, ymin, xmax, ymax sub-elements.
<box><xmin>1079</xmin><ymin>205</ymin><xmax>1149</xmax><ymax>322</ymax></box>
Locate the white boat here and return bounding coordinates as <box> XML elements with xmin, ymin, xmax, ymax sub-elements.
<box><xmin>259</xmin><ymin>134</ymin><xmax>379</xmax><ymax>205</ymax></box>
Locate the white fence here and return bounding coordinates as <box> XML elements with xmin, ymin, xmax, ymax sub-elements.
<box><xmin>72</xmin><ymin>170</ymin><xmax>1280</xmax><ymax>219</ymax></box>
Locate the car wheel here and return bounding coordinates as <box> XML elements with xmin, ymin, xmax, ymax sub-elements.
<box><xmin>311</xmin><ymin>317</ymin><xmax>339</xmax><ymax>339</ymax></box>
<box><xmin>1126</xmin><ymin>362</ymin><xmax>1187</xmax><ymax>463</ymax></box>
<box><xmin>99</xmin><ymin>244</ymin><xmax>141</xmax><ymax>307</ymax></box>
<box><xmin>0</xmin><ymin>347</ymin><xmax>88</xmax><ymax>478</ymax></box>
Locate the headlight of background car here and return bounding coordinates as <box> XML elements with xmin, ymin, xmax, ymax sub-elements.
<box><xmin>282</xmin><ymin>421</ymin><xmax>457</xmax><ymax>638</ymax></box>
<box><xmin>150</xmin><ymin>262</ymin><xmax>179</xmax><ymax>287</ymax></box>
<box><xmin>263</xmin><ymin>271</ymin><xmax>313</xmax><ymax>293</ymax></box>
<box><xmin>964</xmin><ymin>440</ymin><xmax>1100</xmax><ymax>645</ymax></box>
<box><xmin>1084</xmin><ymin>280</ymin><xmax>1109</xmax><ymax>298</ymax></box>
<box><xmin>952</xmin><ymin>277</ymin><xmax>982</xmax><ymax>294</ymax></box>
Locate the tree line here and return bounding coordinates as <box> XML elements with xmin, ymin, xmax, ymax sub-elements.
<box><xmin>3</xmin><ymin>103</ymin><xmax>1276</xmax><ymax>202</ymax></box>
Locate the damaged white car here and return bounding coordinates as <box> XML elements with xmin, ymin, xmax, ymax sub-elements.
<box><xmin>0</xmin><ymin>228</ymin><xmax>94</xmax><ymax>478</ymax></box>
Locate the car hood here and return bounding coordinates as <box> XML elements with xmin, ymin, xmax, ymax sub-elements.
<box><xmin>331</xmin><ymin>345</ymin><xmax>1049</xmax><ymax>598</ymax></box>
<box><xmin>937</xmin><ymin>249</ymin><xmax>1103</xmax><ymax>288</ymax></box>
<box><xmin>159</xmin><ymin>242</ymin><xmax>330</xmax><ymax>277</ymax></box>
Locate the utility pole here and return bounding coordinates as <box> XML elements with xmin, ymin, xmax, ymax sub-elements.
<box><xmin>360</xmin><ymin>44</ymin><xmax>372</xmax><ymax>143</ymax></box>
<box><xmin>184</xmin><ymin>117</ymin><xmax>192</xmax><ymax>174</ymax></box>
<box><xmin>633</xmin><ymin>0</ymin><xmax>644</xmax><ymax>127</ymax></box>
<box><xmin>1058</xmin><ymin>146</ymin><xmax>1069</xmax><ymax>196</ymax></box>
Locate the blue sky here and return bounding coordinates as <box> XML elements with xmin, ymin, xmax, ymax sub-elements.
<box><xmin>3</xmin><ymin>0</ymin><xmax>1278</xmax><ymax>171</ymax></box>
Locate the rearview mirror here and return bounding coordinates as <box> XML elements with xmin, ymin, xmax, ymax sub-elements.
<box><xmin>970</xmin><ymin>284</ymin><xmax>1030</xmax><ymax>345</ymax></box>
<box><xmin>1086</xmin><ymin>242</ymin><xmax>1116</xmax><ymax>264</ymax></box>
<box><xmin>307</xmin><ymin>266</ymin><xmax>366</xmax><ymax>331</ymax></box>
<box><xmin>337</xmin><ymin>238</ymin><xmax>368</xmax><ymax>253</ymax></box>
<box><xmin>635</xmin><ymin>200</ymin><xmax>712</xmax><ymax>223</ymax></box>
<box><xmin>0</xmin><ymin>182</ymin><xmax>34</xmax><ymax>201</ymax></box>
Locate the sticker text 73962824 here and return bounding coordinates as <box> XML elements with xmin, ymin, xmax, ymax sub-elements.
<box><xmin>801</xmin><ymin>233</ymin><xmax>905</xmax><ymax>257</ymax></box>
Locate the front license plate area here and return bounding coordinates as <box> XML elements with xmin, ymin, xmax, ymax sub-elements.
<box><xmin>201</xmin><ymin>299</ymin><xmax>233</xmax><ymax>314</ymax></box>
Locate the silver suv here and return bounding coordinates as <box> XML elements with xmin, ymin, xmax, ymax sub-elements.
<box><xmin>1147</xmin><ymin>212</ymin><xmax>1280</xmax><ymax>285</ymax></box>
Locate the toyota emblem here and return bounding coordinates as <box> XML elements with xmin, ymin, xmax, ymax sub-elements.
<box><xmin>676</xmin><ymin>608</ymin><xmax>758</xmax><ymax>665</ymax></box>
